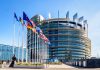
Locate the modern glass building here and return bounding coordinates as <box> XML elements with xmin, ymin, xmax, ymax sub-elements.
<box><xmin>41</xmin><ymin>18</ymin><xmax>91</xmax><ymax>62</ymax></box>
<box><xmin>0</xmin><ymin>44</ymin><xmax>26</xmax><ymax>61</ymax></box>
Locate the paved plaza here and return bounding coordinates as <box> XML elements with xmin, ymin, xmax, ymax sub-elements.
<box><xmin>1</xmin><ymin>68</ymin><xmax>100</xmax><ymax>70</ymax></box>
<box><xmin>0</xmin><ymin>64</ymin><xmax>100</xmax><ymax>70</ymax></box>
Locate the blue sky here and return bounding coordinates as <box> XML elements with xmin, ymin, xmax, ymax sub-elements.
<box><xmin>0</xmin><ymin>0</ymin><xmax>100</xmax><ymax>57</ymax></box>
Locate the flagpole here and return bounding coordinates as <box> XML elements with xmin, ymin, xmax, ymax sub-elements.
<box><xmin>25</xmin><ymin>47</ymin><xmax>27</xmax><ymax>63</ymax></box>
<box><xmin>13</xmin><ymin>13</ymin><xmax>18</xmax><ymax>56</ymax></box>
<box><xmin>38</xmin><ymin>36</ymin><xmax>40</xmax><ymax>63</ymax></box>
<box><xmin>32</xmin><ymin>32</ymin><xmax>33</xmax><ymax>63</ymax></box>
<box><xmin>30</xmin><ymin>30</ymin><xmax>32</xmax><ymax>63</ymax></box>
<box><xmin>35</xmin><ymin>34</ymin><xmax>37</xmax><ymax>63</ymax></box>
<box><xmin>18</xmin><ymin>24</ymin><xmax>20</xmax><ymax>63</ymax></box>
<box><xmin>31</xmin><ymin>46</ymin><xmax>32</xmax><ymax>63</ymax></box>
<box><xmin>34</xmin><ymin>32</ymin><xmax>35</xmax><ymax>64</ymax></box>
<box><xmin>43</xmin><ymin>40</ymin><xmax>44</xmax><ymax>63</ymax></box>
<box><xmin>41</xmin><ymin>39</ymin><xmax>43</xmax><ymax>63</ymax></box>
<box><xmin>31</xmin><ymin>30</ymin><xmax>33</xmax><ymax>63</ymax></box>
<box><xmin>43</xmin><ymin>40</ymin><xmax>45</xmax><ymax>63</ymax></box>
<box><xmin>46</xmin><ymin>42</ymin><xmax>47</xmax><ymax>63</ymax></box>
<box><xmin>36</xmin><ymin>33</ymin><xmax>37</xmax><ymax>63</ymax></box>
<box><xmin>35</xmin><ymin>33</ymin><xmax>36</xmax><ymax>64</ymax></box>
<box><xmin>26</xmin><ymin>28</ymin><xmax>28</xmax><ymax>63</ymax></box>
<box><xmin>40</xmin><ymin>38</ymin><xmax>41</xmax><ymax>63</ymax></box>
<box><xmin>42</xmin><ymin>40</ymin><xmax>44</xmax><ymax>63</ymax></box>
<box><xmin>39</xmin><ymin>36</ymin><xmax>40</xmax><ymax>63</ymax></box>
<box><xmin>13</xmin><ymin>19</ymin><xmax>15</xmax><ymax>55</ymax></box>
<box><xmin>36</xmin><ymin>33</ymin><xmax>38</xmax><ymax>63</ymax></box>
<box><xmin>32</xmin><ymin>32</ymin><xmax>35</xmax><ymax>63</ymax></box>
<box><xmin>37</xmin><ymin>33</ymin><xmax>38</xmax><ymax>63</ymax></box>
<box><xmin>22</xmin><ymin>26</ymin><xmax>24</xmax><ymax>63</ymax></box>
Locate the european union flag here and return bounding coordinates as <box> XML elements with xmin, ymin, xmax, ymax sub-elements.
<box><xmin>19</xmin><ymin>17</ymin><xmax>25</xmax><ymax>25</ymax></box>
<box><xmin>23</xmin><ymin>12</ymin><xmax>33</xmax><ymax>27</ymax></box>
<box><xmin>14</xmin><ymin>13</ymin><xmax>19</xmax><ymax>21</ymax></box>
<box><xmin>36</xmin><ymin>27</ymin><xmax>41</xmax><ymax>33</ymax></box>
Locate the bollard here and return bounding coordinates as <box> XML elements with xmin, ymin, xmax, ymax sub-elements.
<box><xmin>79</xmin><ymin>61</ymin><xmax>81</xmax><ymax>67</ymax></box>
<box><xmin>75</xmin><ymin>61</ymin><xmax>77</xmax><ymax>66</ymax></box>
<box><xmin>2</xmin><ymin>62</ymin><xmax>6</xmax><ymax>68</ymax></box>
<box><xmin>83</xmin><ymin>61</ymin><xmax>86</xmax><ymax>67</ymax></box>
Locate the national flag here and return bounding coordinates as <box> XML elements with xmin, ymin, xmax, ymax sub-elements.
<box><xmin>36</xmin><ymin>27</ymin><xmax>41</xmax><ymax>33</ymax></box>
<box><xmin>40</xmin><ymin>29</ymin><xmax>43</xmax><ymax>33</ymax></box>
<box><xmin>14</xmin><ymin>12</ymin><xmax>19</xmax><ymax>21</ymax></box>
<box><xmin>78</xmin><ymin>16</ymin><xmax>84</xmax><ymax>22</ymax></box>
<box><xmin>44</xmin><ymin>37</ymin><xmax>49</xmax><ymax>42</ymax></box>
<box><xmin>37</xmin><ymin>27</ymin><xmax>43</xmax><ymax>33</ymax></box>
<box><xmin>73</xmin><ymin>13</ymin><xmax>78</xmax><ymax>21</ymax></box>
<box><xmin>26</xmin><ymin>22</ymin><xmax>33</xmax><ymax>29</ymax></box>
<box><xmin>23</xmin><ymin>12</ymin><xmax>33</xmax><ymax>27</ymax></box>
<box><xmin>30</xmin><ymin>20</ymin><xmax>36</xmax><ymax>27</ymax></box>
<box><xmin>39</xmin><ymin>33</ymin><xmax>49</xmax><ymax>42</ymax></box>
<box><xmin>32</xmin><ymin>28</ymin><xmax>36</xmax><ymax>33</ymax></box>
<box><xmin>39</xmin><ymin>33</ymin><xmax>45</xmax><ymax>40</ymax></box>
<box><xmin>19</xmin><ymin>17</ymin><xmax>25</xmax><ymax>25</ymax></box>
<box><xmin>66</xmin><ymin>11</ymin><xmax>69</xmax><ymax>20</ymax></box>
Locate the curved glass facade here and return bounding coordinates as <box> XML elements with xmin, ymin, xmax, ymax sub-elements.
<box><xmin>41</xmin><ymin>18</ymin><xmax>91</xmax><ymax>62</ymax></box>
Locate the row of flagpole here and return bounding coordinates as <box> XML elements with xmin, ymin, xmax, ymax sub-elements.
<box><xmin>13</xmin><ymin>13</ymin><xmax>25</xmax><ymax>63</ymax></box>
<box><xmin>13</xmin><ymin>12</ymin><xmax>50</xmax><ymax>63</ymax></box>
